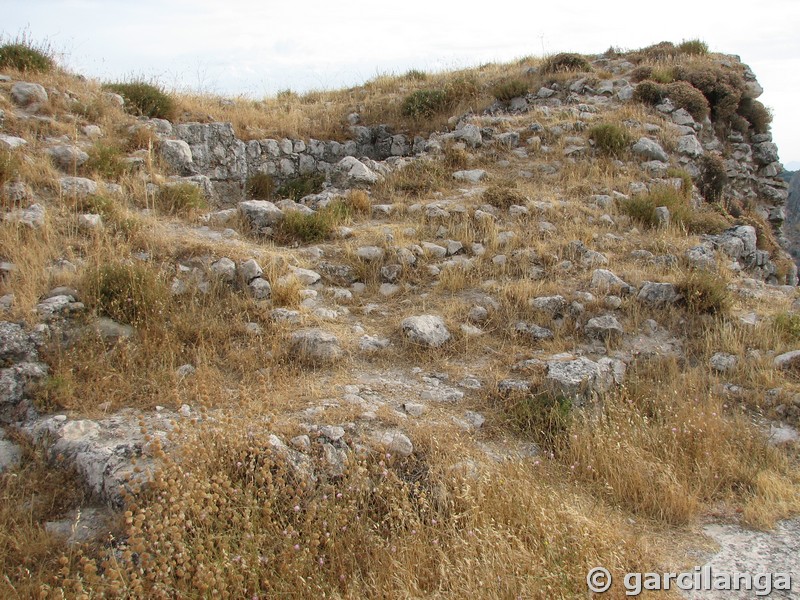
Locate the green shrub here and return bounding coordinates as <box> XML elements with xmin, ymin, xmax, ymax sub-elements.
<box><xmin>443</xmin><ymin>73</ymin><xmax>481</xmax><ymax>105</ymax></box>
<box><xmin>620</xmin><ymin>186</ymin><xmax>689</xmax><ymax>229</ymax></box>
<box><xmin>630</xmin><ymin>66</ymin><xmax>654</xmax><ymax>83</ymax></box>
<box><xmin>83</xmin><ymin>261</ymin><xmax>170</xmax><ymax>326</ymax></box>
<box><xmin>75</xmin><ymin>194</ymin><xmax>116</xmax><ymax>218</ymax></box>
<box><xmin>276</xmin><ymin>173</ymin><xmax>324</xmax><ymax>201</ymax></box>
<box><xmin>82</xmin><ymin>144</ymin><xmax>128</xmax><ymax>181</ymax></box>
<box><xmin>683</xmin><ymin>209</ymin><xmax>732</xmax><ymax>235</ymax></box>
<box><xmin>275</xmin><ymin>201</ymin><xmax>349</xmax><ymax>244</ymax></box>
<box><xmin>245</xmin><ymin>172</ymin><xmax>275</xmax><ymax>200</ymax></box>
<box><xmin>0</xmin><ymin>149</ymin><xmax>20</xmax><ymax>190</ymax></box>
<box><xmin>677</xmin><ymin>273</ymin><xmax>731</xmax><ymax>315</ymax></box>
<box><xmin>491</xmin><ymin>79</ymin><xmax>529</xmax><ymax>102</ymax></box>
<box><xmin>696</xmin><ymin>154</ymin><xmax>728</xmax><ymax>202</ymax></box>
<box><xmin>482</xmin><ymin>181</ymin><xmax>527</xmax><ymax>209</ymax></box>
<box><xmin>540</xmin><ymin>53</ymin><xmax>592</xmax><ymax>74</ymax></box>
<box><xmin>0</xmin><ymin>39</ymin><xmax>54</xmax><ymax>73</ymax></box>
<box><xmin>588</xmin><ymin>123</ymin><xmax>631</xmax><ymax>157</ymax></box>
<box><xmin>403</xmin><ymin>69</ymin><xmax>428</xmax><ymax>81</ymax></box>
<box><xmin>104</xmin><ymin>81</ymin><xmax>177</xmax><ymax>120</ymax></box>
<box><xmin>491</xmin><ymin>386</ymin><xmax>572</xmax><ymax>451</ymax></box>
<box><xmin>774</xmin><ymin>312</ymin><xmax>800</xmax><ymax>342</ymax></box>
<box><xmin>665</xmin><ymin>81</ymin><xmax>710</xmax><ymax>121</ymax></box>
<box><xmin>379</xmin><ymin>161</ymin><xmax>447</xmax><ymax>197</ymax></box>
<box><xmin>677</xmin><ymin>39</ymin><xmax>709</xmax><ymax>56</ymax></box>
<box><xmin>736</xmin><ymin>98</ymin><xmax>772</xmax><ymax>134</ymax></box>
<box><xmin>633</xmin><ymin>80</ymin><xmax>666</xmax><ymax>106</ymax></box>
<box><xmin>633</xmin><ymin>41</ymin><xmax>678</xmax><ymax>62</ymax></box>
<box><xmin>672</xmin><ymin>64</ymin><xmax>745</xmax><ymax>124</ymax></box>
<box><xmin>157</xmin><ymin>183</ymin><xmax>206</xmax><ymax>215</ymax></box>
<box><xmin>401</xmin><ymin>89</ymin><xmax>449</xmax><ymax>118</ymax></box>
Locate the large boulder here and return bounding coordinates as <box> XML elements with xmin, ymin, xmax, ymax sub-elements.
<box><xmin>11</xmin><ymin>82</ymin><xmax>48</xmax><ymax>107</ymax></box>
<box><xmin>331</xmin><ymin>156</ymin><xmax>379</xmax><ymax>187</ymax></box>
<box><xmin>0</xmin><ymin>322</ymin><xmax>38</xmax><ymax>365</ymax></box>
<box><xmin>159</xmin><ymin>139</ymin><xmax>194</xmax><ymax>174</ymax></box>
<box><xmin>401</xmin><ymin>315</ymin><xmax>451</xmax><ymax>347</ymax></box>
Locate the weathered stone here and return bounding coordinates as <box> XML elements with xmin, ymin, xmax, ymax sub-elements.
<box><xmin>60</xmin><ymin>177</ymin><xmax>98</xmax><ymax>198</ymax></box>
<box><xmin>47</xmin><ymin>145</ymin><xmax>89</xmax><ymax>171</ymax></box>
<box><xmin>239</xmin><ymin>259</ymin><xmax>263</xmax><ymax>283</ymax></box>
<box><xmin>529</xmin><ymin>295</ymin><xmax>567</xmax><ymax>316</ymax></box>
<box><xmin>210</xmin><ymin>257</ymin><xmax>236</xmax><ymax>282</ymax></box>
<box><xmin>453</xmin><ymin>124</ymin><xmax>482</xmax><ymax>147</ymax></box>
<box><xmin>11</xmin><ymin>82</ymin><xmax>48</xmax><ymax>106</ymax></box>
<box><xmin>590</xmin><ymin>269</ymin><xmax>634</xmax><ymax>294</ymax></box>
<box><xmin>87</xmin><ymin>318</ymin><xmax>134</xmax><ymax>343</ymax></box>
<box><xmin>584</xmin><ymin>314</ymin><xmax>624</xmax><ymax>340</ymax></box>
<box><xmin>331</xmin><ymin>156</ymin><xmax>379</xmax><ymax>187</ymax></box>
<box><xmin>710</xmin><ymin>352</ymin><xmax>737</xmax><ymax>373</ymax></box>
<box><xmin>249</xmin><ymin>277</ymin><xmax>272</xmax><ymax>300</ymax></box>
<box><xmin>676</xmin><ymin>134</ymin><xmax>703</xmax><ymax>158</ymax></box>
<box><xmin>0</xmin><ymin>134</ymin><xmax>27</xmax><ymax>150</ymax></box>
<box><xmin>0</xmin><ymin>322</ymin><xmax>37</xmax><ymax>365</ymax></box>
<box><xmin>637</xmin><ymin>282</ymin><xmax>681</xmax><ymax>307</ymax></box>
<box><xmin>159</xmin><ymin>139</ymin><xmax>194</xmax><ymax>174</ymax></box>
<box><xmin>356</xmin><ymin>246</ymin><xmax>384</xmax><ymax>261</ymax></box>
<box><xmin>5</xmin><ymin>203</ymin><xmax>45</xmax><ymax>228</ymax></box>
<box><xmin>774</xmin><ymin>351</ymin><xmax>800</xmax><ymax>370</ymax></box>
<box><xmin>290</xmin><ymin>329</ymin><xmax>343</xmax><ymax>363</ymax></box>
<box><xmin>238</xmin><ymin>200</ymin><xmax>284</xmax><ymax>230</ymax></box>
<box><xmin>632</xmin><ymin>137</ymin><xmax>669</xmax><ymax>162</ymax></box>
<box><xmin>373</xmin><ymin>430</ymin><xmax>413</xmax><ymax>457</ymax></box>
<box><xmin>453</xmin><ymin>169</ymin><xmax>486</xmax><ymax>183</ymax></box>
<box><xmin>546</xmin><ymin>356</ymin><xmax>614</xmax><ymax>401</ymax></box>
<box><xmin>401</xmin><ymin>315</ymin><xmax>451</xmax><ymax>347</ymax></box>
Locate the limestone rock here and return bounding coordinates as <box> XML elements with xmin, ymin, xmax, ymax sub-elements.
<box><xmin>238</xmin><ymin>200</ymin><xmax>284</xmax><ymax>230</ymax></box>
<box><xmin>11</xmin><ymin>82</ymin><xmax>48</xmax><ymax>106</ymax></box>
<box><xmin>290</xmin><ymin>328</ymin><xmax>343</xmax><ymax>363</ymax></box>
<box><xmin>47</xmin><ymin>145</ymin><xmax>89</xmax><ymax>171</ymax></box>
<box><xmin>632</xmin><ymin>137</ymin><xmax>669</xmax><ymax>162</ymax></box>
<box><xmin>401</xmin><ymin>315</ymin><xmax>451</xmax><ymax>347</ymax></box>
<box><xmin>159</xmin><ymin>139</ymin><xmax>194</xmax><ymax>174</ymax></box>
<box><xmin>637</xmin><ymin>282</ymin><xmax>681</xmax><ymax>308</ymax></box>
<box><xmin>332</xmin><ymin>156</ymin><xmax>379</xmax><ymax>187</ymax></box>
<box><xmin>584</xmin><ymin>314</ymin><xmax>624</xmax><ymax>340</ymax></box>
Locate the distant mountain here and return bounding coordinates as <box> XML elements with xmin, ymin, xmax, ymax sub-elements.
<box><xmin>779</xmin><ymin>169</ymin><xmax>796</xmax><ymax>183</ymax></box>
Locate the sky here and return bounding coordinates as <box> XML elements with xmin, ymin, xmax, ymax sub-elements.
<box><xmin>4</xmin><ymin>0</ymin><xmax>800</xmax><ymax>170</ymax></box>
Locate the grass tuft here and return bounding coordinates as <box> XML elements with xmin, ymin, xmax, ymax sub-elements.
<box><xmin>104</xmin><ymin>80</ymin><xmax>177</xmax><ymax>120</ymax></box>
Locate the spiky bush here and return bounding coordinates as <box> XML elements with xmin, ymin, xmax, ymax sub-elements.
<box><xmin>82</xmin><ymin>144</ymin><xmax>128</xmax><ymax>181</ymax></box>
<box><xmin>540</xmin><ymin>53</ymin><xmax>592</xmax><ymax>74</ymax></box>
<box><xmin>632</xmin><ymin>80</ymin><xmax>665</xmax><ymax>106</ymax></box>
<box><xmin>588</xmin><ymin>123</ymin><xmax>632</xmax><ymax>157</ymax></box>
<box><xmin>491</xmin><ymin>79</ymin><xmax>529</xmax><ymax>102</ymax></box>
<box><xmin>482</xmin><ymin>181</ymin><xmax>527</xmax><ymax>209</ymax></box>
<box><xmin>665</xmin><ymin>81</ymin><xmax>710</xmax><ymax>121</ymax></box>
<box><xmin>276</xmin><ymin>173</ymin><xmax>324</xmax><ymax>201</ymax></box>
<box><xmin>401</xmin><ymin>89</ymin><xmax>449</xmax><ymax>118</ymax></box>
<box><xmin>157</xmin><ymin>183</ymin><xmax>206</xmax><ymax>215</ymax></box>
<box><xmin>696</xmin><ymin>154</ymin><xmax>728</xmax><ymax>202</ymax></box>
<box><xmin>245</xmin><ymin>172</ymin><xmax>275</xmax><ymax>200</ymax></box>
<box><xmin>677</xmin><ymin>39</ymin><xmax>709</xmax><ymax>55</ymax></box>
<box><xmin>104</xmin><ymin>81</ymin><xmax>177</xmax><ymax>120</ymax></box>
<box><xmin>83</xmin><ymin>261</ymin><xmax>170</xmax><ymax>326</ymax></box>
<box><xmin>0</xmin><ymin>39</ymin><xmax>54</xmax><ymax>73</ymax></box>
<box><xmin>677</xmin><ymin>272</ymin><xmax>731</xmax><ymax>315</ymax></box>
<box><xmin>672</xmin><ymin>63</ymin><xmax>745</xmax><ymax>125</ymax></box>
<box><xmin>736</xmin><ymin>97</ymin><xmax>772</xmax><ymax>134</ymax></box>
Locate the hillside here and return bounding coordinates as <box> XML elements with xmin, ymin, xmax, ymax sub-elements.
<box><xmin>0</xmin><ymin>40</ymin><xmax>799</xmax><ymax>598</ymax></box>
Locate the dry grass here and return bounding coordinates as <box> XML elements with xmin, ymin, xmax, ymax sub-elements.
<box><xmin>0</xmin><ymin>41</ymin><xmax>798</xmax><ymax>599</ymax></box>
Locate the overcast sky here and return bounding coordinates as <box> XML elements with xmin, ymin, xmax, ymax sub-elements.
<box><xmin>4</xmin><ymin>0</ymin><xmax>800</xmax><ymax>169</ymax></box>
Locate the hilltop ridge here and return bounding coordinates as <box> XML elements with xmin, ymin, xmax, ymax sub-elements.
<box><xmin>0</xmin><ymin>40</ymin><xmax>799</xmax><ymax>598</ymax></box>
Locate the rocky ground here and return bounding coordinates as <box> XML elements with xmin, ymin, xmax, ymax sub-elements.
<box><xmin>1</xmin><ymin>46</ymin><xmax>799</xmax><ymax>596</ymax></box>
